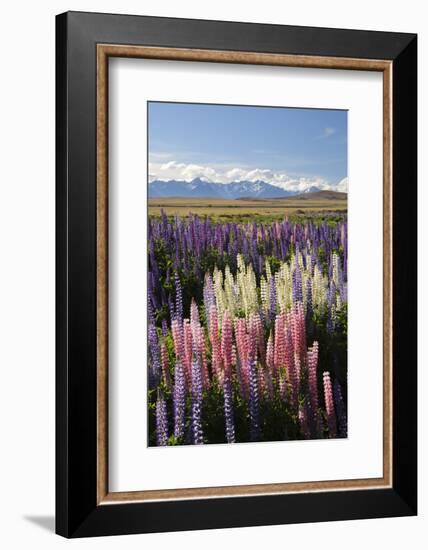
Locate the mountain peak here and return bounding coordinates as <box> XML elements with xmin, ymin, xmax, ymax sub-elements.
<box><xmin>191</xmin><ymin>176</ymin><xmax>212</xmax><ymax>184</ymax></box>
<box><xmin>149</xmin><ymin>179</ymin><xmax>328</xmax><ymax>200</ymax></box>
<box><xmin>303</xmin><ymin>186</ymin><xmax>321</xmax><ymax>194</ymax></box>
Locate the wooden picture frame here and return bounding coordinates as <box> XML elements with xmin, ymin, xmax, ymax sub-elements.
<box><xmin>56</xmin><ymin>11</ymin><xmax>417</xmax><ymax>537</ymax></box>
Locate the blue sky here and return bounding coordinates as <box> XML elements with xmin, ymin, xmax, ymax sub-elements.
<box><xmin>148</xmin><ymin>102</ymin><xmax>348</xmax><ymax>192</ymax></box>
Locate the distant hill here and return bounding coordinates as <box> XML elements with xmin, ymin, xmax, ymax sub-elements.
<box><xmin>290</xmin><ymin>190</ymin><xmax>347</xmax><ymax>201</ymax></box>
<box><xmin>149</xmin><ymin>178</ymin><xmax>344</xmax><ymax>200</ymax></box>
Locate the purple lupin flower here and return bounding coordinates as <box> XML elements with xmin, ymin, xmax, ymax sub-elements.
<box><xmin>147</xmin><ymin>297</ymin><xmax>155</xmax><ymax>326</ymax></box>
<box><xmin>258</xmin><ymin>254</ymin><xmax>263</xmax><ymax>279</ymax></box>
<box><xmin>191</xmin><ymin>350</ymin><xmax>204</xmax><ymax>445</ymax></box>
<box><xmin>148</xmin><ymin>271</ymin><xmax>158</xmax><ymax>311</ymax></box>
<box><xmin>292</xmin><ymin>263</ymin><xmax>303</xmax><ymax>303</ymax></box>
<box><xmin>326</xmin><ymin>282</ymin><xmax>336</xmax><ymax>334</ymax></box>
<box><xmin>156</xmin><ymin>392</ymin><xmax>168</xmax><ymax>446</ymax></box>
<box><xmin>306</xmin><ymin>278</ymin><xmax>313</xmax><ymax>320</ymax></box>
<box><xmin>173</xmin><ymin>361</ymin><xmax>186</xmax><ymax>440</ymax></box>
<box><xmin>343</xmin><ymin>222</ymin><xmax>348</xmax><ymax>280</ymax></box>
<box><xmin>333</xmin><ymin>379</ymin><xmax>348</xmax><ymax>438</ymax></box>
<box><xmin>148</xmin><ymin>323</ymin><xmax>161</xmax><ymax>389</ymax></box>
<box><xmin>248</xmin><ymin>357</ymin><xmax>261</xmax><ymax>442</ymax></box>
<box><xmin>223</xmin><ymin>376</ymin><xmax>236</xmax><ymax>443</ymax></box>
<box><xmin>168</xmin><ymin>295</ymin><xmax>175</xmax><ymax>323</ymax></box>
<box><xmin>269</xmin><ymin>276</ymin><xmax>276</xmax><ymax>323</ymax></box>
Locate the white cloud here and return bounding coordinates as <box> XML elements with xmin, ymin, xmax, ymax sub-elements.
<box><xmin>314</xmin><ymin>127</ymin><xmax>336</xmax><ymax>140</ymax></box>
<box><xmin>323</xmin><ymin>127</ymin><xmax>336</xmax><ymax>138</ymax></box>
<box><xmin>337</xmin><ymin>177</ymin><xmax>348</xmax><ymax>192</ymax></box>
<box><xmin>149</xmin><ymin>159</ymin><xmax>346</xmax><ymax>193</ymax></box>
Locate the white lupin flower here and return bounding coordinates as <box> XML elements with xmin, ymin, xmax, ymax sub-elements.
<box><xmin>260</xmin><ymin>276</ymin><xmax>269</xmax><ymax>314</ymax></box>
<box><xmin>210</xmin><ymin>248</ymin><xmax>342</xmax><ymax>324</ymax></box>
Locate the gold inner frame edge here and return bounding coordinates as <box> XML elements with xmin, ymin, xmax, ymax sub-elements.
<box><xmin>96</xmin><ymin>44</ymin><xmax>393</xmax><ymax>505</ymax></box>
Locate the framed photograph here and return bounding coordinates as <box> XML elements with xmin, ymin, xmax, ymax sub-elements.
<box><xmin>56</xmin><ymin>11</ymin><xmax>417</xmax><ymax>538</ymax></box>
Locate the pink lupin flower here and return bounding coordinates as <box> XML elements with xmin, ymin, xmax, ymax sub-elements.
<box><xmin>208</xmin><ymin>304</ymin><xmax>219</xmax><ymax>334</ymax></box>
<box><xmin>250</xmin><ymin>312</ymin><xmax>265</xmax><ymax>366</ymax></box>
<box><xmin>221</xmin><ymin>310</ymin><xmax>233</xmax><ymax>378</ymax></box>
<box><xmin>266</xmin><ymin>333</ymin><xmax>274</xmax><ymax>374</ymax></box>
<box><xmin>289</xmin><ymin>308</ymin><xmax>301</xmax><ymax>361</ymax></box>
<box><xmin>307</xmin><ymin>341</ymin><xmax>320</xmax><ymax>435</ymax></box>
<box><xmin>171</xmin><ymin>319</ymin><xmax>185</xmax><ymax>363</ymax></box>
<box><xmin>247</xmin><ymin>315</ymin><xmax>258</xmax><ymax>362</ymax></box>
<box><xmin>287</xmin><ymin>353</ymin><xmax>299</xmax><ymax>410</ymax></box>
<box><xmin>234</xmin><ymin>318</ymin><xmax>248</xmax><ymax>367</ymax></box>
<box><xmin>278</xmin><ymin>371</ymin><xmax>288</xmax><ymax>400</ymax></box>
<box><xmin>235</xmin><ymin>318</ymin><xmax>249</xmax><ymax>396</ymax></box>
<box><xmin>231</xmin><ymin>343</ymin><xmax>237</xmax><ymax>367</ymax></box>
<box><xmin>196</xmin><ymin>325</ymin><xmax>210</xmax><ymax>388</ymax></box>
<box><xmin>257</xmin><ymin>366</ymin><xmax>264</xmax><ymax>397</ymax></box>
<box><xmin>323</xmin><ymin>371</ymin><xmax>337</xmax><ymax>438</ymax></box>
<box><xmin>297</xmin><ymin>302</ymin><xmax>307</xmax><ymax>362</ymax></box>
<box><xmin>190</xmin><ymin>298</ymin><xmax>200</xmax><ymax>326</ymax></box>
<box><xmin>284</xmin><ymin>322</ymin><xmax>298</xmax><ymax>404</ymax></box>
<box><xmin>189</xmin><ymin>300</ymin><xmax>209</xmax><ymax>387</ymax></box>
<box><xmin>183</xmin><ymin>320</ymin><xmax>193</xmax><ymax>384</ymax></box>
<box><xmin>290</xmin><ymin>303</ymin><xmax>307</xmax><ymax>368</ymax></box>
<box><xmin>274</xmin><ymin>313</ymin><xmax>286</xmax><ymax>374</ymax></box>
<box><xmin>208</xmin><ymin>305</ymin><xmax>222</xmax><ymax>383</ymax></box>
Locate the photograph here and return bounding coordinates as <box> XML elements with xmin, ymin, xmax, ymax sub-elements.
<box><xmin>147</xmin><ymin>101</ymin><xmax>348</xmax><ymax>446</ymax></box>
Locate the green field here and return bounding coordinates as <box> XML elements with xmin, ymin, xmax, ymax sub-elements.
<box><xmin>148</xmin><ymin>193</ymin><xmax>347</xmax><ymax>223</ymax></box>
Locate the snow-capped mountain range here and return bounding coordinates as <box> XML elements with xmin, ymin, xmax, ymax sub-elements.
<box><xmin>149</xmin><ymin>178</ymin><xmax>325</xmax><ymax>200</ymax></box>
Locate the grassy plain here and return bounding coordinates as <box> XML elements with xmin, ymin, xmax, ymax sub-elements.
<box><xmin>148</xmin><ymin>195</ymin><xmax>347</xmax><ymax>223</ymax></box>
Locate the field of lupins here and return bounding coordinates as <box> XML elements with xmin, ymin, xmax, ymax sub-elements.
<box><xmin>148</xmin><ymin>211</ymin><xmax>348</xmax><ymax>445</ymax></box>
